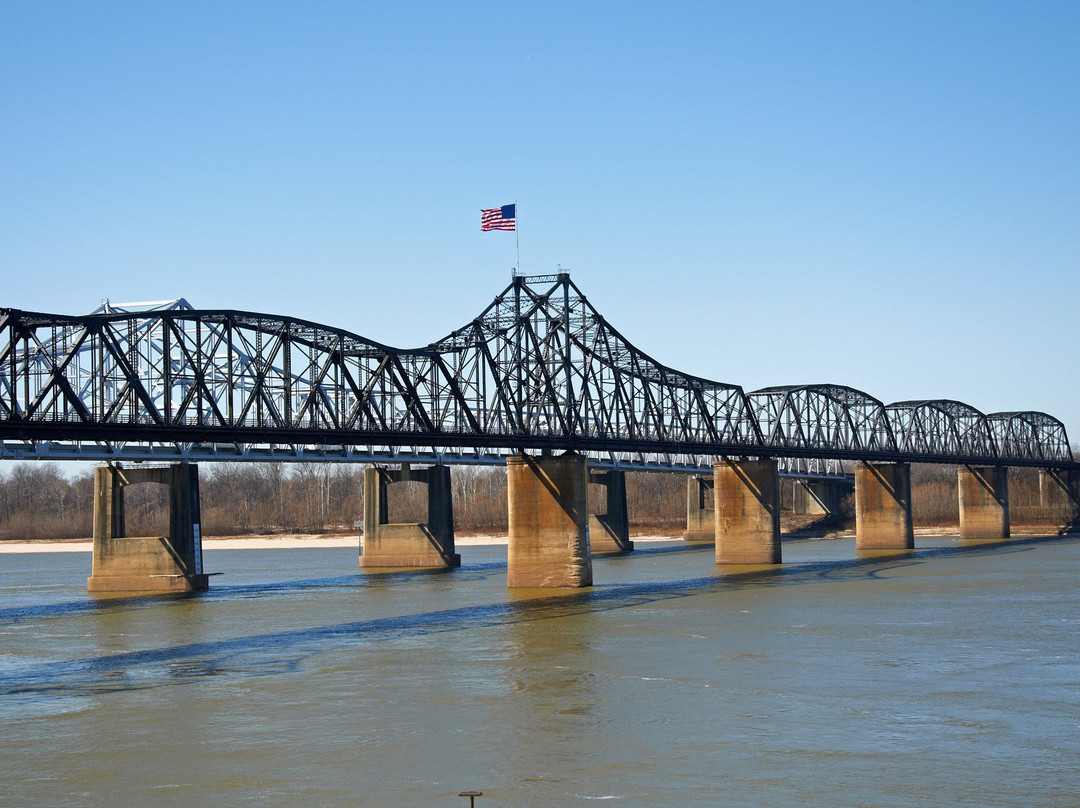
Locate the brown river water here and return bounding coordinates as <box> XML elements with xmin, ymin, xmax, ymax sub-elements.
<box><xmin>1</xmin><ymin>535</ymin><xmax>1078</xmax><ymax>807</ymax></box>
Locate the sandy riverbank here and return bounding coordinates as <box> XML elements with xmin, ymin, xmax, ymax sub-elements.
<box><xmin>0</xmin><ymin>533</ymin><xmax>688</xmax><ymax>553</ymax></box>
<box><xmin>3</xmin><ymin>528</ymin><xmax>1069</xmax><ymax>554</ymax></box>
<box><xmin>0</xmin><ymin>535</ymin><xmax>496</xmax><ymax>553</ymax></box>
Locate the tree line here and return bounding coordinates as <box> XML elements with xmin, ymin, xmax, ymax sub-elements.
<box><xmin>0</xmin><ymin>462</ymin><xmax>690</xmax><ymax>540</ymax></box>
<box><xmin>0</xmin><ymin>459</ymin><xmax>1075</xmax><ymax>541</ymax></box>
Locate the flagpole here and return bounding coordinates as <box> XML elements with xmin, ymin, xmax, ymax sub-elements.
<box><xmin>515</xmin><ymin>200</ymin><xmax>520</xmax><ymax>275</ymax></box>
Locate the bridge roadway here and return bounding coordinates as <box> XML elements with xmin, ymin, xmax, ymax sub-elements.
<box><xmin>0</xmin><ymin>273</ymin><xmax>1076</xmax><ymax>591</ymax></box>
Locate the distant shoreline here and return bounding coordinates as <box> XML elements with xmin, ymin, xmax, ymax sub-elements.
<box><xmin>0</xmin><ymin>534</ymin><xmax>679</xmax><ymax>553</ymax></box>
<box><xmin>0</xmin><ymin>533</ymin><xmax>508</xmax><ymax>553</ymax></box>
<box><xmin>3</xmin><ymin>527</ymin><xmax>1069</xmax><ymax>554</ymax></box>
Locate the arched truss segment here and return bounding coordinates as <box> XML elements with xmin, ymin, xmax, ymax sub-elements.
<box><xmin>885</xmin><ymin>400</ymin><xmax>995</xmax><ymax>459</ymax></box>
<box><xmin>748</xmin><ymin>384</ymin><xmax>897</xmax><ymax>454</ymax></box>
<box><xmin>426</xmin><ymin>275</ymin><xmax>761</xmax><ymax>449</ymax></box>
<box><xmin>986</xmin><ymin>412</ymin><xmax>1072</xmax><ymax>463</ymax></box>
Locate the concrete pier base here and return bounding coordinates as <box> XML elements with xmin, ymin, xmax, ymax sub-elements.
<box><xmin>714</xmin><ymin>459</ymin><xmax>781</xmax><ymax>564</ymax></box>
<box><xmin>506</xmin><ymin>453</ymin><xmax>592</xmax><ymax>588</ymax></box>
<box><xmin>685</xmin><ymin>475</ymin><xmax>715</xmax><ymax>542</ymax></box>
<box><xmin>854</xmin><ymin>462</ymin><xmax>914</xmax><ymax>550</ymax></box>
<box><xmin>958</xmin><ymin>466</ymin><xmax>1010</xmax><ymax>539</ymax></box>
<box><xmin>588</xmin><ymin>469</ymin><xmax>633</xmax><ymax>553</ymax></box>
<box><xmin>360</xmin><ymin>464</ymin><xmax>459</xmax><ymax>567</ymax></box>
<box><xmin>87</xmin><ymin>463</ymin><xmax>208</xmax><ymax>593</ymax></box>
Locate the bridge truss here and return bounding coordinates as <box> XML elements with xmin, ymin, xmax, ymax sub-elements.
<box><xmin>0</xmin><ymin>274</ymin><xmax>1073</xmax><ymax>473</ymax></box>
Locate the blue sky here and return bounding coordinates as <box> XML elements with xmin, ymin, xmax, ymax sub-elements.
<box><xmin>2</xmin><ymin>1</ymin><xmax>1078</xmax><ymax>442</ymax></box>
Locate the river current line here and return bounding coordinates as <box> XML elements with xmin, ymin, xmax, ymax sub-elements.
<box><xmin>1</xmin><ymin>535</ymin><xmax>1072</xmax><ymax>701</ymax></box>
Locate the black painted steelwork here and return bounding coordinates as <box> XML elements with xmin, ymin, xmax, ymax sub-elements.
<box><xmin>0</xmin><ymin>274</ymin><xmax>1073</xmax><ymax>470</ymax></box>
<box><xmin>748</xmin><ymin>385</ymin><xmax>896</xmax><ymax>455</ymax></box>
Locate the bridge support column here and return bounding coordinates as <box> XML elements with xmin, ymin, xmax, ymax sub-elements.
<box><xmin>958</xmin><ymin>466</ymin><xmax>1010</xmax><ymax>539</ymax></box>
<box><xmin>793</xmin><ymin>479</ymin><xmax>850</xmax><ymax>516</ymax></box>
<box><xmin>87</xmin><ymin>463</ymin><xmax>208</xmax><ymax>593</ymax></box>
<box><xmin>588</xmin><ymin>469</ymin><xmax>633</xmax><ymax>553</ymax></box>
<box><xmin>506</xmin><ymin>453</ymin><xmax>592</xmax><ymax>588</ymax></box>
<box><xmin>1040</xmin><ymin>469</ymin><xmax>1080</xmax><ymax>530</ymax></box>
<box><xmin>685</xmin><ymin>475</ymin><xmax>715</xmax><ymax>542</ymax></box>
<box><xmin>793</xmin><ymin>480</ymin><xmax>823</xmax><ymax>515</ymax></box>
<box><xmin>714</xmin><ymin>459</ymin><xmax>781</xmax><ymax>564</ymax></box>
<box><xmin>360</xmin><ymin>464</ymin><xmax>460</xmax><ymax>567</ymax></box>
<box><xmin>854</xmin><ymin>462</ymin><xmax>914</xmax><ymax>550</ymax></box>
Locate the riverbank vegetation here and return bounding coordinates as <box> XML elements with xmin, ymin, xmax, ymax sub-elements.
<box><xmin>0</xmin><ymin>459</ymin><xmax>1075</xmax><ymax>541</ymax></box>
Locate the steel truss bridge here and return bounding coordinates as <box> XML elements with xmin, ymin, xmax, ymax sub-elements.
<box><xmin>0</xmin><ymin>273</ymin><xmax>1074</xmax><ymax>475</ymax></box>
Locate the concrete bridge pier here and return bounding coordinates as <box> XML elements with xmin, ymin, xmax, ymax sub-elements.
<box><xmin>958</xmin><ymin>466</ymin><xmax>1010</xmax><ymax>539</ymax></box>
<box><xmin>1040</xmin><ymin>469</ymin><xmax>1080</xmax><ymax>525</ymax></box>
<box><xmin>714</xmin><ymin>459</ymin><xmax>781</xmax><ymax>564</ymax></box>
<box><xmin>87</xmin><ymin>463</ymin><xmax>208</xmax><ymax>593</ymax></box>
<box><xmin>588</xmin><ymin>468</ymin><xmax>633</xmax><ymax>553</ymax></box>
<box><xmin>360</xmin><ymin>464</ymin><xmax>460</xmax><ymax>567</ymax></box>
<box><xmin>854</xmin><ymin>462</ymin><xmax>914</xmax><ymax>550</ymax></box>
<box><xmin>793</xmin><ymin>479</ymin><xmax>851</xmax><ymax>516</ymax></box>
<box><xmin>684</xmin><ymin>475</ymin><xmax>715</xmax><ymax>542</ymax></box>
<box><xmin>506</xmin><ymin>453</ymin><xmax>592</xmax><ymax>588</ymax></box>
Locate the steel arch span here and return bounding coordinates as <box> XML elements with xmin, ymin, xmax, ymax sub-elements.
<box><xmin>0</xmin><ymin>273</ymin><xmax>1074</xmax><ymax>471</ymax></box>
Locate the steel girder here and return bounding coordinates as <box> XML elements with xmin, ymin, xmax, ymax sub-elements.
<box><xmin>0</xmin><ymin>274</ymin><xmax>1074</xmax><ymax>470</ymax></box>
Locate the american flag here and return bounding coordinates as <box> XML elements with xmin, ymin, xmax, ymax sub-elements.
<box><xmin>481</xmin><ymin>204</ymin><xmax>516</xmax><ymax>231</ymax></box>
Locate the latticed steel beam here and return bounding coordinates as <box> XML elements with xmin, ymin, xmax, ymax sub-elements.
<box><xmin>0</xmin><ymin>275</ymin><xmax>1074</xmax><ymax>471</ymax></box>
